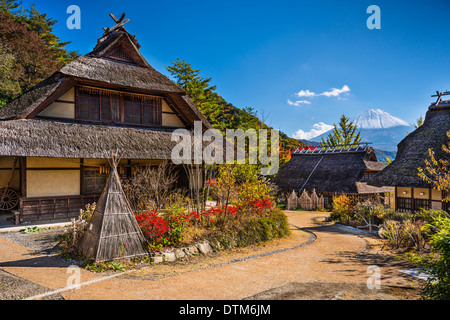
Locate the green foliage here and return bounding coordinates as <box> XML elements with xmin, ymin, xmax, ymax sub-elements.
<box><xmin>21</xmin><ymin>226</ymin><xmax>42</xmax><ymax>233</ymax></box>
<box><xmin>418</xmin><ymin>130</ymin><xmax>450</xmax><ymax>199</ymax></box>
<box><xmin>166</xmin><ymin>59</ymin><xmax>301</xmax><ymax>157</ymax></box>
<box><xmin>379</xmin><ymin>219</ymin><xmax>426</xmax><ymax>251</ymax></box>
<box><xmin>407</xmin><ymin>211</ymin><xmax>450</xmax><ymax>300</ymax></box>
<box><xmin>210</xmin><ymin>209</ymin><xmax>290</xmax><ymax>249</ymax></box>
<box><xmin>0</xmin><ymin>0</ymin><xmax>78</xmax><ymax>106</ymax></box>
<box><xmin>321</xmin><ymin>114</ymin><xmax>362</xmax><ymax>147</ymax></box>
<box><xmin>329</xmin><ymin>194</ymin><xmax>358</xmax><ymax>224</ymax></box>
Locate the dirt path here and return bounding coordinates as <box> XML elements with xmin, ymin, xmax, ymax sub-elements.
<box><xmin>0</xmin><ymin>211</ymin><xmax>422</xmax><ymax>300</ymax></box>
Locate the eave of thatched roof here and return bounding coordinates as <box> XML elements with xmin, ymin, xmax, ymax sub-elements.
<box><xmin>273</xmin><ymin>147</ymin><xmax>388</xmax><ymax>194</ymax></box>
<box><xmin>0</xmin><ymin>119</ymin><xmax>176</xmax><ymax>159</ymax></box>
<box><xmin>0</xmin><ymin>118</ymin><xmax>227</xmax><ymax>160</ymax></box>
<box><xmin>369</xmin><ymin>105</ymin><xmax>450</xmax><ymax>188</ymax></box>
<box><xmin>0</xmin><ymin>76</ymin><xmax>64</xmax><ymax>120</ymax></box>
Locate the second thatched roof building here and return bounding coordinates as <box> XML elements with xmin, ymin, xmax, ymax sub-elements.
<box><xmin>273</xmin><ymin>144</ymin><xmax>392</xmax><ymax>207</ymax></box>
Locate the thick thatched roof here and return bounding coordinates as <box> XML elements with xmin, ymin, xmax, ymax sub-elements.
<box><xmin>369</xmin><ymin>104</ymin><xmax>450</xmax><ymax>188</ymax></box>
<box><xmin>58</xmin><ymin>56</ymin><xmax>183</xmax><ymax>94</ymax></box>
<box><xmin>0</xmin><ymin>118</ymin><xmax>227</xmax><ymax>160</ymax></box>
<box><xmin>0</xmin><ymin>22</ymin><xmax>211</xmax><ymax>130</ymax></box>
<box><xmin>273</xmin><ymin>147</ymin><xmax>391</xmax><ymax>194</ymax></box>
<box><xmin>0</xmin><ymin>119</ymin><xmax>175</xmax><ymax>159</ymax></box>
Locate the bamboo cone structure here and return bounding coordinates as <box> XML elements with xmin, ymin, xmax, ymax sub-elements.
<box><xmin>78</xmin><ymin>153</ymin><xmax>148</xmax><ymax>263</ymax></box>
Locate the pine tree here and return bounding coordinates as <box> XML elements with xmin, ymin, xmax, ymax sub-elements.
<box><xmin>321</xmin><ymin>114</ymin><xmax>362</xmax><ymax>147</ymax></box>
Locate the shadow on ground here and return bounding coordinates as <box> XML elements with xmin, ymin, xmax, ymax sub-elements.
<box><xmin>244</xmin><ymin>281</ymin><xmax>421</xmax><ymax>300</ymax></box>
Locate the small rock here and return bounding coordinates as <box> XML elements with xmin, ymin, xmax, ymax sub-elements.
<box><xmin>174</xmin><ymin>248</ymin><xmax>185</xmax><ymax>259</ymax></box>
<box><xmin>162</xmin><ymin>251</ymin><xmax>176</xmax><ymax>262</ymax></box>
<box><xmin>196</xmin><ymin>241</ymin><xmax>212</xmax><ymax>254</ymax></box>
<box><xmin>183</xmin><ymin>245</ymin><xmax>199</xmax><ymax>256</ymax></box>
<box><xmin>151</xmin><ymin>254</ymin><xmax>163</xmax><ymax>264</ymax></box>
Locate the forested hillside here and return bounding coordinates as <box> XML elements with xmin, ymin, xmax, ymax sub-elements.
<box><xmin>0</xmin><ymin>0</ymin><xmax>78</xmax><ymax>106</ymax></box>
<box><xmin>166</xmin><ymin>59</ymin><xmax>301</xmax><ymax>165</ymax></box>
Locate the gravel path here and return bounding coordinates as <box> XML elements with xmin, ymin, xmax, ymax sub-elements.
<box><xmin>0</xmin><ymin>211</ymin><xmax>423</xmax><ymax>300</ymax></box>
<box><xmin>0</xmin><ymin>227</ymin><xmax>64</xmax><ymax>256</ymax></box>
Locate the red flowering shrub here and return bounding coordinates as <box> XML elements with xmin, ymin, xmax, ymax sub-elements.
<box><xmin>135</xmin><ymin>210</ymin><xmax>169</xmax><ymax>247</ymax></box>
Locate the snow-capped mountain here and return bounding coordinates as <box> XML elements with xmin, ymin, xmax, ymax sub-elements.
<box><xmin>308</xmin><ymin>109</ymin><xmax>415</xmax><ymax>154</ymax></box>
<box><xmin>354</xmin><ymin>108</ymin><xmax>411</xmax><ymax>129</ymax></box>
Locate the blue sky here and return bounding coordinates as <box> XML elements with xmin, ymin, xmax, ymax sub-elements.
<box><xmin>23</xmin><ymin>0</ymin><xmax>450</xmax><ymax>139</ymax></box>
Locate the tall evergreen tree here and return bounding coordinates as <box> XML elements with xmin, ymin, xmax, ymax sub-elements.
<box><xmin>321</xmin><ymin>114</ymin><xmax>362</xmax><ymax>147</ymax></box>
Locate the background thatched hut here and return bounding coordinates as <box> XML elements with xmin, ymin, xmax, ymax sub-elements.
<box><xmin>369</xmin><ymin>99</ymin><xmax>450</xmax><ymax>213</ymax></box>
<box><xmin>273</xmin><ymin>144</ymin><xmax>392</xmax><ymax>208</ymax></box>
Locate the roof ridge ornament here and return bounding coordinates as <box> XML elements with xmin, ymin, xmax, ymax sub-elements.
<box><xmin>431</xmin><ymin>90</ymin><xmax>450</xmax><ymax>107</ymax></box>
<box><xmin>103</xmin><ymin>13</ymin><xmax>130</xmax><ymax>33</ymax></box>
<box><xmin>292</xmin><ymin>142</ymin><xmax>371</xmax><ymax>154</ymax></box>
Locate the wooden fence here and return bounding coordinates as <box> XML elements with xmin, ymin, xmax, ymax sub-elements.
<box><xmin>287</xmin><ymin>189</ymin><xmax>324</xmax><ymax>211</ymax></box>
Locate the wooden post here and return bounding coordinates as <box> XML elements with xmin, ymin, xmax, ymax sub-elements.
<box><xmin>428</xmin><ymin>188</ymin><xmax>432</xmax><ymax>210</ymax></box>
<box><xmin>19</xmin><ymin>157</ymin><xmax>27</xmax><ymax>198</ymax></box>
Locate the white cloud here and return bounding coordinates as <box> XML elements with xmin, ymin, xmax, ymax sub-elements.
<box><xmin>295</xmin><ymin>89</ymin><xmax>316</xmax><ymax>97</ymax></box>
<box><xmin>287</xmin><ymin>99</ymin><xmax>311</xmax><ymax>107</ymax></box>
<box><xmin>320</xmin><ymin>85</ymin><xmax>351</xmax><ymax>97</ymax></box>
<box><xmin>292</xmin><ymin>122</ymin><xmax>333</xmax><ymax>140</ymax></box>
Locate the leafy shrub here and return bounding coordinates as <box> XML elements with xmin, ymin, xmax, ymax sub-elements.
<box><xmin>135</xmin><ymin>210</ymin><xmax>170</xmax><ymax>250</ymax></box>
<box><xmin>211</xmin><ymin>209</ymin><xmax>290</xmax><ymax>249</ymax></box>
<box><xmin>379</xmin><ymin>219</ymin><xmax>426</xmax><ymax>251</ymax></box>
<box><xmin>330</xmin><ymin>194</ymin><xmax>357</xmax><ymax>224</ymax></box>
<box><xmin>407</xmin><ymin>211</ymin><xmax>450</xmax><ymax>300</ymax></box>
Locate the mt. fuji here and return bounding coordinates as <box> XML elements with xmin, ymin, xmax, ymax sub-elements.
<box><xmin>308</xmin><ymin>109</ymin><xmax>415</xmax><ymax>155</ymax></box>
<box><xmin>354</xmin><ymin>108</ymin><xmax>411</xmax><ymax>129</ymax></box>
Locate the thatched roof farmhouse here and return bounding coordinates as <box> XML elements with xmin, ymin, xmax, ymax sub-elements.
<box><xmin>273</xmin><ymin>144</ymin><xmax>392</xmax><ymax>207</ymax></box>
<box><xmin>369</xmin><ymin>96</ymin><xmax>450</xmax><ymax>213</ymax></box>
<box><xmin>0</xmin><ymin>14</ymin><xmax>212</xmax><ymax>223</ymax></box>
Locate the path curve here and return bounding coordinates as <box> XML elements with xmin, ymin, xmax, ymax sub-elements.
<box><xmin>0</xmin><ymin>211</ymin><xmax>421</xmax><ymax>300</ymax></box>
<box><xmin>59</xmin><ymin>211</ymin><xmax>419</xmax><ymax>300</ymax></box>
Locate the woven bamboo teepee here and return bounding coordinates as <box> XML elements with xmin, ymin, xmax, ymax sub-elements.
<box><xmin>78</xmin><ymin>153</ymin><xmax>148</xmax><ymax>263</ymax></box>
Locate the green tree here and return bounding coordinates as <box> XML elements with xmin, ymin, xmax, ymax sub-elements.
<box><xmin>166</xmin><ymin>59</ymin><xmax>301</xmax><ymax>163</ymax></box>
<box><xmin>0</xmin><ymin>43</ymin><xmax>21</xmax><ymax>106</ymax></box>
<box><xmin>418</xmin><ymin>130</ymin><xmax>450</xmax><ymax>201</ymax></box>
<box><xmin>321</xmin><ymin>114</ymin><xmax>362</xmax><ymax>147</ymax></box>
<box><xmin>0</xmin><ymin>0</ymin><xmax>78</xmax><ymax>106</ymax></box>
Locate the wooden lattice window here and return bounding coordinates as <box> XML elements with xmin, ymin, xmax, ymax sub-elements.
<box><xmin>77</xmin><ymin>87</ymin><xmax>120</xmax><ymax>122</ymax></box>
<box><xmin>397</xmin><ymin>197</ymin><xmax>412</xmax><ymax>212</ymax></box>
<box><xmin>414</xmin><ymin>198</ymin><xmax>430</xmax><ymax>211</ymax></box>
<box><xmin>124</xmin><ymin>94</ymin><xmax>161</xmax><ymax>125</ymax></box>
<box><xmin>107</xmin><ymin>47</ymin><xmax>134</xmax><ymax>63</ymax></box>
<box><xmin>76</xmin><ymin>86</ymin><xmax>162</xmax><ymax>126</ymax></box>
<box><xmin>83</xmin><ymin>168</ymin><xmax>108</xmax><ymax>194</ymax></box>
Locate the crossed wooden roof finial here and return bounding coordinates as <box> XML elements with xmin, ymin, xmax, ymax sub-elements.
<box><xmin>103</xmin><ymin>13</ymin><xmax>130</xmax><ymax>33</ymax></box>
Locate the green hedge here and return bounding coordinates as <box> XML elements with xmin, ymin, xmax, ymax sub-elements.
<box><xmin>208</xmin><ymin>209</ymin><xmax>291</xmax><ymax>250</ymax></box>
